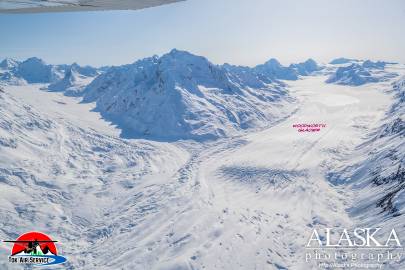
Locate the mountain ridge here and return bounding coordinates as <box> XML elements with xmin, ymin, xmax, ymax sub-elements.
<box><xmin>82</xmin><ymin>49</ymin><xmax>296</xmax><ymax>140</ymax></box>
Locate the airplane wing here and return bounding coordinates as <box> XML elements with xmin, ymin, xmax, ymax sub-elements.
<box><xmin>0</xmin><ymin>0</ymin><xmax>185</xmax><ymax>13</ymax></box>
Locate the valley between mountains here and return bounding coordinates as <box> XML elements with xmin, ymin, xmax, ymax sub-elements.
<box><xmin>0</xmin><ymin>52</ymin><xmax>404</xmax><ymax>269</ymax></box>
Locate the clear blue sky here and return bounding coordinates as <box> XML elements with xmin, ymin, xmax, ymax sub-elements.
<box><xmin>1</xmin><ymin>0</ymin><xmax>404</xmax><ymax>67</ymax></box>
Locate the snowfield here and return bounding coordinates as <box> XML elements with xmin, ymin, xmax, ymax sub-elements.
<box><xmin>0</xmin><ymin>53</ymin><xmax>404</xmax><ymax>270</ymax></box>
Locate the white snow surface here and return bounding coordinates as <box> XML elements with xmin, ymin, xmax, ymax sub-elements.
<box><xmin>0</xmin><ymin>59</ymin><xmax>404</xmax><ymax>269</ymax></box>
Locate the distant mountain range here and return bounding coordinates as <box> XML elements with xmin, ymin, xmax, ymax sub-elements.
<box><xmin>0</xmin><ymin>53</ymin><xmax>323</xmax><ymax>86</ymax></box>
<box><xmin>326</xmin><ymin>60</ymin><xmax>397</xmax><ymax>86</ymax></box>
<box><xmin>0</xmin><ymin>57</ymin><xmax>101</xmax><ymax>86</ymax></box>
<box><xmin>1</xmin><ymin>51</ymin><xmax>399</xmax><ymax>139</ymax></box>
<box><xmin>254</xmin><ymin>58</ymin><xmax>321</xmax><ymax>80</ymax></box>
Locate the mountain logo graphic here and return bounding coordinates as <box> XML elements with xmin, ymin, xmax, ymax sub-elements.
<box><xmin>4</xmin><ymin>231</ymin><xmax>67</xmax><ymax>266</ymax></box>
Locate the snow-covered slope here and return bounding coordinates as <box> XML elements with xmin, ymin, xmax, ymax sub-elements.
<box><xmin>254</xmin><ymin>58</ymin><xmax>299</xmax><ymax>80</ymax></box>
<box><xmin>0</xmin><ymin>58</ymin><xmax>20</xmax><ymax>70</ymax></box>
<box><xmin>0</xmin><ymin>58</ymin><xmax>25</xmax><ymax>86</ymax></box>
<box><xmin>346</xmin><ymin>74</ymin><xmax>404</xmax><ymax>217</ymax></box>
<box><xmin>0</xmin><ymin>58</ymin><xmax>100</xmax><ymax>87</ymax></box>
<box><xmin>17</xmin><ymin>57</ymin><xmax>62</xmax><ymax>83</ymax></box>
<box><xmin>289</xmin><ymin>58</ymin><xmax>321</xmax><ymax>76</ymax></box>
<box><xmin>253</xmin><ymin>58</ymin><xmax>321</xmax><ymax>81</ymax></box>
<box><xmin>326</xmin><ymin>63</ymin><xmax>378</xmax><ymax>85</ymax></box>
<box><xmin>362</xmin><ymin>59</ymin><xmax>387</xmax><ymax>70</ymax></box>
<box><xmin>0</xmin><ymin>84</ymin><xmax>188</xmax><ymax>270</ymax></box>
<box><xmin>0</xmin><ymin>71</ymin><xmax>26</xmax><ymax>86</ymax></box>
<box><xmin>221</xmin><ymin>63</ymin><xmax>274</xmax><ymax>87</ymax></box>
<box><xmin>323</xmin><ymin>69</ymin><xmax>405</xmax><ymax>269</ymax></box>
<box><xmin>326</xmin><ymin>61</ymin><xmax>397</xmax><ymax>86</ymax></box>
<box><xmin>48</xmin><ymin>65</ymin><xmax>96</xmax><ymax>96</ymax></box>
<box><xmin>329</xmin><ymin>57</ymin><xmax>358</xmax><ymax>65</ymax></box>
<box><xmin>83</xmin><ymin>49</ymin><xmax>295</xmax><ymax>140</ymax></box>
<box><xmin>70</xmin><ymin>63</ymin><xmax>99</xmax><ymax>77</ymax></box>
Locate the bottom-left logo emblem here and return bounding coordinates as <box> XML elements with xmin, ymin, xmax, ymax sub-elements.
<box><xmin>4</xmin><ymin>231</ymin><xmax>67</xmax><ymax>266</ymax></box>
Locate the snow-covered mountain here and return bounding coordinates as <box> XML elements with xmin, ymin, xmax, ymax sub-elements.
<box><xmin>0</xmin><ymin>57</ymin><xmax>63</xmax><ymax>85</ymax></box>
<box><xmin>221</xmin><ymin>63</ymin><xmax>275</xmax><ymax>88</ymax></box>
<box><xmin>17</xmin><ymin>57</ymin><xmax>62</xmax><ymax>83</ymax></box>
<box><xmin>253</xmin><ymin>58</ymin><xmax>321</xmax><ymax>81</ymax></box>
<box><xmin>0</xmin><ymin>58</ymin><xmax>20</xmax><ymax>70</ymax></box>
<box><xmin>0</xmin><ymin>57</ymin><xmax>100</xmax><ymax>87</ymax></box>
<box><xmin>362</xmin><ymin>59</ymin><xmax>387</xmax><ymax>70</ymax></box>
<box><xmin>352</xmin><ymin>76</ymin><xmax>404</xmax><ymax>215</ymax></box>
<box><xmin>0</xmin><ymin>55</ymin><xmax>322</xmax><ymax>88</ymax></box>
<box><xmin>83</xmin><ymin>49</ymin><xmax>295</xmax><ymax>140</ymax></box>
<box><xmin>254</xmin><ymin>58</ymin><xmax>299</xmax><ymax>80</ymax></box>
<box><xmin>70</xmin><ymin>62</ymin><xmax>99</xmax><ymax>77</ymax></box>
<box><xmin>289</xmin><ymin>58</ymin><xmax>321</xmax><ymax>76</ymax></box>
<box><xmin>329</xmin><ymin>57</ymin><xmax>358</xmax><ymax>65</ymax></box>
<box><xmin>48</xmin><ymin>64</ymin><xmax>97</xmax><ymax>96</ymax></box>
<box><xmin>0</xmin><ymin>58</ymin><xmax>25</xmax><ymax>86</ymax></box>
<box><xmin>326</xmin><ymin>61</ymin><xmax>397</xmax><ymax>86</ymax></box>
<box><xmin>0</xmin><ymin>71</ymin><xmax>26</xmax><ymax>86</ymax></box>
<box><xmin>326</xmin><ymin>63</ymin><xmax>378</xmax><ymax>86</ymax></box>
